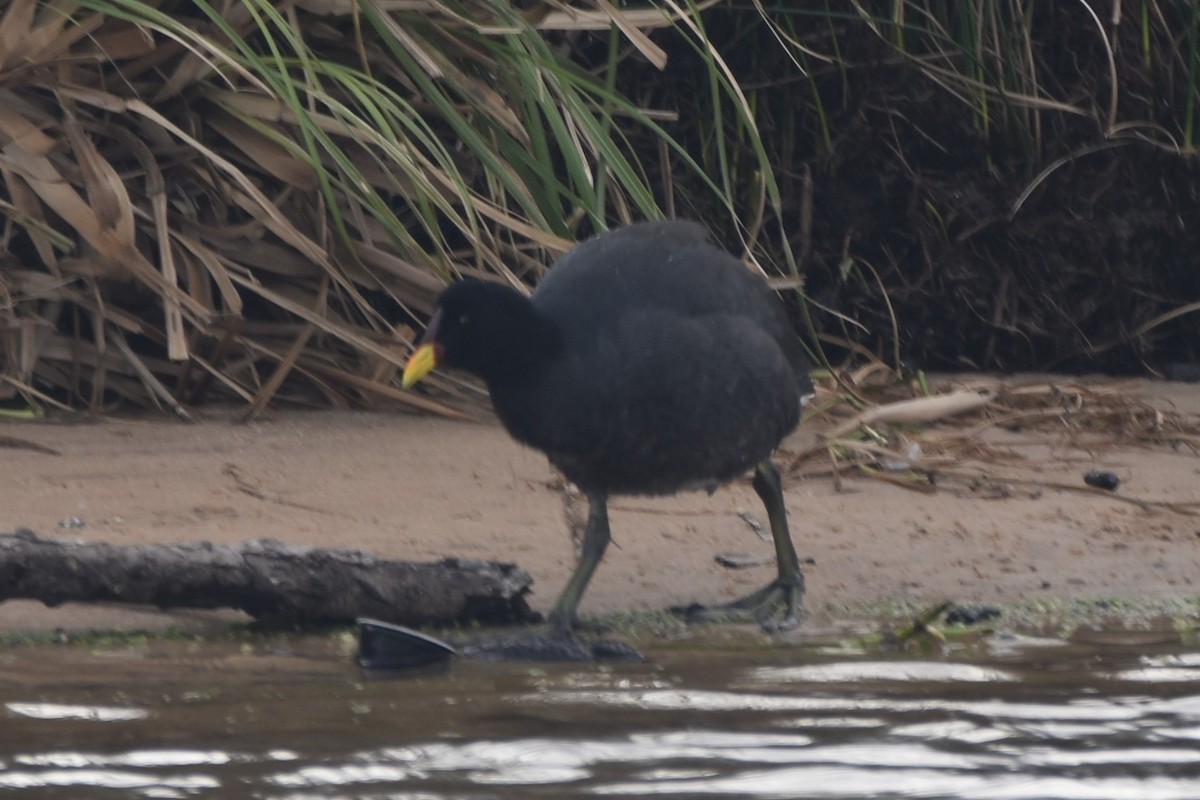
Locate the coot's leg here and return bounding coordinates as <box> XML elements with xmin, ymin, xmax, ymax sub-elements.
<box><xmin>752</xmin><ymin>460</ymin><xmax>805</xmax><ymax>628</ymax></box>
<box><xmin>677</xmin><ymin>460</ymin><xmax>805</xmax><ymax>630</ymax></box>
<box><xmin>546</xmin><ymin>490</ymin><xmax>610</xmax><ymax>637</ymax></box>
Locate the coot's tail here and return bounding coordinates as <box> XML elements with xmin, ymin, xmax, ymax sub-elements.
<box><xmin>797</xmin><ymin>369</ymin><xmax>816</xmax><ymax>408</ymax></box>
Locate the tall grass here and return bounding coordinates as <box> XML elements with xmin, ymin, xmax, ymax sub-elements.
<box><xmin>1</xmin><ymin>1</ymin><xmax>1197</xmax><ymax>415</ymax></box>
<box><xmin>0</xmin><ymin>0</ymin><xmax>776</xmax><ymax>414</ymax></box>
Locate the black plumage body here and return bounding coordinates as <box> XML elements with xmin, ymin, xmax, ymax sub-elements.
<box><xmin>442</xmin><ymin>221</ymin><xmax>806</xmax><ymax>495</ymax></box>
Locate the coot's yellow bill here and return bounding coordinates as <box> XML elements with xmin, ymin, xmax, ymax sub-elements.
<box><xmin>402</xmin><ymin>343</ymin><xmax>438</xmax><ymax>388</ymax></box>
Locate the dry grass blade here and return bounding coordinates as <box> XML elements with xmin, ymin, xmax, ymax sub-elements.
<box><xmin>131</xmin><ymin>130</ymin><xmax>189</xmax><ymax>361</ymax></box>
<box><xmin>588</xmin><ymin>0</ymin><xmax>668</xmax><ymax>70</ymax></box>
<box><xmin>62</xmin><ymin>118</ymin><xmax>136</xmax><ymax>247</ymax></box>
<box><xmin>1009</xmin><ymin>141</ymin><xmax>1132</xmax><ymax>218</ymax></box>
<box><xmin>204</xmin><ymin>112</ymin><xmax>319</xmax><ymax>191</ymax></box>
<box><xmin>0</xmin><ymin>0</ymin><xmax>82</xmax><ymax>68</ymax></box>
<box><xmin>107</xmin><ymin>326</ymin><xmax>193</xmax><ymax>421</ymax></box>
<box><xmin>296</xmin><ymin>355</ymin><xmax>473</xmax><ymax>419</ymax></box>
<box><xmin>1074</xmin><ymin>300</ymin><xmax>1200</xmax><ymax>361</ymax></box>
<box><xmin>0</xmin><ymin>102</ymin><xmax>56</xmax><ymax>155</ymax></box>
<box><xmin>0</xmin><ymin>1</ymin><xmax>38</xmax><ymax>64</ymax></box>
<box><xmin>221</xmin><ymin>270</ymin><xmax>403</xmax><ymax>368</ymax></box>
<box><xmin>539</xmin><ymin>1</ymin><xmax>722</xmax><ymax>32</ymax></box>
<box><xmin>240</xmin><ymin>324</ymin><xmax>315</xmax><ymax>420</ymax></box>
<box><xmin>820</xmin><ymin>388</ymin><xmax>997</xmax><ymax>442</ymax></box>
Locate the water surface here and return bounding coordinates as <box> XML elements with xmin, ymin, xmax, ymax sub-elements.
<box><xmin>1</xmin><ymin>632</ymin><xmax>1198</xmax><ymax>798</ymax></box>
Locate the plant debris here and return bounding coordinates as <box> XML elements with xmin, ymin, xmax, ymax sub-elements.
<box><xmin>788</xmin><ymin>370</ymin><xmax>1200</xmax><ymax>516</ymax></box>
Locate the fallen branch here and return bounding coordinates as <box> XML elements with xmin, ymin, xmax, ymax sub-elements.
<box><xmin>0</xmin><ymin>529</ymin><xmax>535</xmax><ymax>626</ymax></box>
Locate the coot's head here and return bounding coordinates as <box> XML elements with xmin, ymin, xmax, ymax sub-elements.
<box><xmin>403</xmin><ymin>279</ymin><xmax>558</xmax><ymax>387</ymax></box>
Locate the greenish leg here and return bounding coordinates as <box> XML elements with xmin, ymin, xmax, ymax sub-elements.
<box><xmin>681</xmin><ymin>460</ymin><xmax>805</xmax><ymax>630</ymax></box>
<box><xmin>752</xmin><ymin>460</ymin><xmax>805</xmax><ymax>627</ymax></box>
<box><xmin>547</xmin><ymin>490</ymin><xmax>610</xmax><ymax>637</ymax></box>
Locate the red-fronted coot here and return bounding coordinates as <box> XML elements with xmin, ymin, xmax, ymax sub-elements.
<box><xmin>403</xmin><ymin>220</ymin><xmax>811</xmax><ymax>636</ymax></box>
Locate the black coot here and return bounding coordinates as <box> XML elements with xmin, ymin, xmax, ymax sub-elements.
<box><xmin>403</xmin><ymin>220</ymin><xmax>810</xmax><ymax>635</ymax></box>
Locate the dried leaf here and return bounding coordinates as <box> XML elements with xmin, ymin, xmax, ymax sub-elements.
<box><xmin>206</xmin><ymin>111</ymin><xmax>319</xmax><ymax>191</ymax></box>
<box><xmin>62</xmin><ymin>117</ymin><xmax>136</xmax><ymax>246</ymax></box>
<box><xmin>0</xmin><ymin>0</ymin><xmax>37</xmax><ymax>71</ymax></box>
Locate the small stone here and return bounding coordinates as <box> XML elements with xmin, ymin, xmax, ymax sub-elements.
<box><xmin>1083</xmin><ymin>470</ymin><xmax>1120</xmax><ymax>490</ymax></box>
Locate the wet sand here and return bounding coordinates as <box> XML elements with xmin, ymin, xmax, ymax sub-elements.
<box><xmin>1</xmin><ymin>377</ymin><xmax>1197</xmax><ymax>634</ymax></box>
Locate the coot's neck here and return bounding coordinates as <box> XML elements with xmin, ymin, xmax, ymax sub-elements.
<box><xmin>466</xmin><ymin>290</ymin><xmax>560</xmax><ymax>387</ymax></box>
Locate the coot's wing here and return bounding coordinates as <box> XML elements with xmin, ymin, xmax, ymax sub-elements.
<box><xmin>534</xmin><ymin>221</ymin><xmax>810</xmax><ymax>388</ymax></box>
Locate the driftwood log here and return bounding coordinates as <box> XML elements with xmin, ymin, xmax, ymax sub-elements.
<box><xmin>0</xmin><ymin>529</ymin><xmax>536</xmax><ymax>626</ymax></box>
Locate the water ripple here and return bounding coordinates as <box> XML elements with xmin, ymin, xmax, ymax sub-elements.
<box><xmin>4</xmin><ymin>702</ymin><xmax>147</xmax><ymax>722</ymax></box>
<box><xmin>751</xmin><ymin>661</ymin><xmax>1015</xmax><ymax>683</ymax></box>
<box><xmin>5</xmin><ymin>646</ymin><xmax>1200</xmax><ymax>799</ymax></box>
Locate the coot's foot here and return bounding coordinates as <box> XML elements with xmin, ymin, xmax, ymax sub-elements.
<box><xmin>673</xmin><ymin>577</ymin><xmax>804</xmax><ymax>632</ymax></box>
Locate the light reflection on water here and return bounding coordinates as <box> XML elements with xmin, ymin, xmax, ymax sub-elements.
<box><xmin>1</xmin><ymin>636</ymin><xmax>1198</xmax><ymax>799</ymax></box>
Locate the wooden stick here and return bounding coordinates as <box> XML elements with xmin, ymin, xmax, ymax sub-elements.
<box><xmin>0</xmin><ymin>529</ymin><xmax>535</xmax><ymax>626</ymax></box>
